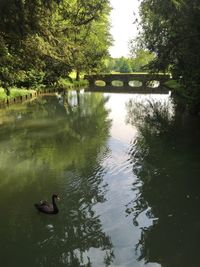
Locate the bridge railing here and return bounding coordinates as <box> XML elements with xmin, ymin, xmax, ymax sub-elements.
<box><xmin>84</xmin><ymin>73</ymin><xmax>171</xmax><ymax>88</ymax></box>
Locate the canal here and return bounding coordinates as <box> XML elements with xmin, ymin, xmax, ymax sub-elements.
<box><xmin>0</xmin><ymin>90</ymin><xmax>200</xmax><ymax>267</ymax></box>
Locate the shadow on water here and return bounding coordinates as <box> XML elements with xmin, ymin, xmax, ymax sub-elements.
<box><xmin>85</xmin><ymin>85</ymin><xmax>169</xmax><ymax>94</ymax></box>
<box><xmin>0</xmin><ymin>91</ymin><xmax>114</xmax><ymax>266</ymax></box>
<box><xmin>125</xmin><ymin>99</ymin><xmax>200</xmax><ymax>267</ymax></box>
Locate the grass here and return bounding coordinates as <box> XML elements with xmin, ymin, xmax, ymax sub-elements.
<box><xmin>0</xmin><ymin>87</ymin><xmax>36</xmax><ymax>101</ymax></box>
<box><xmin>165</xmin><ymin>80</ymin><xmax>182</xmax><ymax>90</ymax></box>
<box><xmin>57</xmin><ymin>77</ymin><xmax>88</xmax><ymax>89</ymax></box>
<box><xmin>111</xmin><ymin>71</ymin><xmax>150</xmax><ymax>75</ymax></box>
<box><xmin>112</xmin><ymin>72</ymin><xmax>171</xmax><ymax>75</ymax></box>
<box><xmin>0</xmin><ymin>76</ymin><xmax>89</xmax><ymax>103</ymax></box>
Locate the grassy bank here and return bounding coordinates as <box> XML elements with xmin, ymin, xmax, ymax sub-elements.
<box><xmin>0</xmin><ymin>88</ymin><xmax>36</xmax><ymax>101</ymax></box>
<box><xmin>56</xmin><ymin>77</ymin><xmax>88</xmax><ymax>89</ymax></box>
<box><xmin>0</xmin><ymin>78</ymin><xmax>88</xmax><ymax>102</ymax></box>
<box><xmin>164</xmin><ymin>80</ymin><xmax>188</xmax><ymax>98</ymax></box>
<box><xmin>165</xmin><ymin>80</ymin><xmax>182</xmax><ymax>91</ymax></box>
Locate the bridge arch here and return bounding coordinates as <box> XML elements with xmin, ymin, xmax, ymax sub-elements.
<box><xmin>146</xmin><ymin>80</ymin><xmax>160</xmax><ymax>88</ymax></box>
<box><xmin>95</xmin><ymin>80</ymin><xmax>106</xmax><ymax>87</ymax></box>
<box><xmin>129</xmin><ymin>80</ymin><xmax>143</xmax><ymax>87</ymax></box>
<box><xmin>111</xmin><ymin>80</ymin><xmax>124</xmax><ymax>87</ymax></box>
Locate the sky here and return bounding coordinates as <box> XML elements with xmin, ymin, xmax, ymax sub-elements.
<box><xmin>109</xmin><ymin>0</ymin><xmax>140</xmax><ymax>58</ymax></box>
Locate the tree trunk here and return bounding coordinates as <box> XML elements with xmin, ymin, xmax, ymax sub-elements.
<box><xmin>76</xmin><ymin>70</ymin><xmax>80</xmax><ymax>81</ymax></box>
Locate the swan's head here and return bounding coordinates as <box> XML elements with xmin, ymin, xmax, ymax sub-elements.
<box><xmin>52</xmin><ymin>194</ymin><xmax>60</xmax><ymax>200</ymax></box>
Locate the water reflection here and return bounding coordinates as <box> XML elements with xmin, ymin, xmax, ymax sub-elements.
<box><xmin>0</xmin><ymin>92</ymin><xmax>114</xmax><ymax>266</ymax></box>
<box><xmin>2</xmin><ymin>91</ymin><xmax>200</xmax><ymax>267</ymax></box>
<box><xmin>126</xmin><ymin>99</ymin><xmax>200</xmax><ymax>266</ymax></box>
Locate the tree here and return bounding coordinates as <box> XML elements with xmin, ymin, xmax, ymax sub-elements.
<box><xmin>64</xmin><ymin>0</ymin><xmax>112</xmax><ymax>80</ymax></box>
<box><xmin>129</xmin><ymin>38</ymin><xmax>155</xmax><ymax>71</ymax></box>
<box><xmin>138</xmin><ymin>0</ymin><xmax>200</xmax><ymax>113</ymax></box>
<box><xmin>109</xmin><ymin>57</ymin><xmax>132</xmax><ymax>73</ymax></box>
<box><xmin>0</xmin><ymin>0</ymin><xmax>112</xmax><ymax>87</ymax></box>
<box><xmin>0</xmin><ymin>0</ymin><xmax>66</xmax><ymax>87</ymax></box>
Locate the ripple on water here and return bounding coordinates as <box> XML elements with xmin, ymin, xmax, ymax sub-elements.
<box><xmin>105</xmin><ymin>153</ymin><xmax>133</xmax><ymax>177</ymax></box>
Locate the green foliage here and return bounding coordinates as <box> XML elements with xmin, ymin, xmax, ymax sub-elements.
<box><xmin>129</xmin><ymin>40</ymin><xmax>155</xmax><ymax>71</ymax></box>
<box><xmin>0</xmin><ymin>0</ymin><xmax>112</xmax><ymax>89</ymax></box>
<box><xmin>56</xmin><ymin>77</ymin><xmax>88</xmax><ymax>89</ymax></box>
<box><xmin>0</xmin><ymin>88</ymin><xmax>36</xmax><ymax>101</ymax></box>
<box><xmin>103</xmin><ymin>53</ymin><xmax>155</xmax><ymax>74</ymax></box>
<box><xmin>15</xmin><ymin>70</ymin><xmax>45</xmax><ymax>88</ymax></box>
<box><xmin>66</xmin><ymin>1</ymin><xmax>112</xmax><ymax>80</ymax></box>
<box><xmin>138</xmin><ymin>0</ymin><xmax>200</xmax><ymax>113</ymax></box>
<box><xmin>115</xmin><ymin>57</ymin><xmax>132</xmax><ymax>73</ymax></box>
<box><xmin>104</xmin><ymin>57</ymin><xmax>132</xmax><ymax>73</ymax></box>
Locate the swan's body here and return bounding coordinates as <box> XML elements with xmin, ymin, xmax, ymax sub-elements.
<box><xmin>34</xmin><ymin>194</ymin><xmax>59</xmax><ymax>214</ymax></box>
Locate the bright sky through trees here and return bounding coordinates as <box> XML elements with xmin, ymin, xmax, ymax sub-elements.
<box><xmin>109</xmin><ymin>0</ymin><xmax>140</xmax><ymax>58</ymax></box>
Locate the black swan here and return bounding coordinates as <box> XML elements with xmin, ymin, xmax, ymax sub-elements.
<box><xmin>34</xmin><ymin>194</ymin><xmax>60</xmax><ymax>214</ymax></box>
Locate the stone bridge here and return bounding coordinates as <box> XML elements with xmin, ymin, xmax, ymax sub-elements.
<box><xmin>84</xmin><ymin>73</ymin><xmax>171</xmax><ymax>94</ymax></box>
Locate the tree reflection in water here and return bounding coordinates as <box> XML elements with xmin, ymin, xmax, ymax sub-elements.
<box><xmin>126</xmin><ymin>98</ymin><xmax>200</xmax><ymax>267</ymax></box>
<box><xmin>0</xmin><ymin>91</ymin><xmax>114</xmax><ymax>266</ymax></box>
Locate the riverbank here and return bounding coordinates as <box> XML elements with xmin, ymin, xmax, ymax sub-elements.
<box><xmin>0</xmin><ymin>88</ymin><xmax>38</xmax><ymax>107</ymax></box>
<box><xmin>164</xmin><ymin>79</ymin><xmax>200</xmax><ymax>114</ymax></box>
<box><xmin>164</xmin><ymin>80</ymin><xmax>182</xmax><ymax>91</ymax></box>
<box><xmin>0</xmin><ymin>88</ymin><xmax>37</xmax><ymax>102</ymax></box>
<box><xmin>0</xmin><ymin>79</ymin><xmax>88</xmax><ymax>108</ymax></box>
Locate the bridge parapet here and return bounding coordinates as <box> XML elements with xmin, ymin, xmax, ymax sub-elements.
<box><xmin>84</xmin><ymin>73</ymin><xmax>171</xmax><ymax>88</ymax></box>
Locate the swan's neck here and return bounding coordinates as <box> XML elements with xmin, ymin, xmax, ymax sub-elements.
<box><xmin>52</xmin><ymin>196</ymin><xmax>58</xmax><ymax>212</ymax></box>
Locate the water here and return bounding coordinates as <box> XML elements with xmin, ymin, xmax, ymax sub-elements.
<box><xmin>0</xmin><ymin>91</ymin><xmax>200</xmax><ymax>267</ymax></box>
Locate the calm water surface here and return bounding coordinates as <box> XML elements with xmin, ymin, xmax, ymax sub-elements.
<box><xmin>0</xmin><ymin>91</ymin><xmax>200</xmax><ymax>267</ymax></box>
